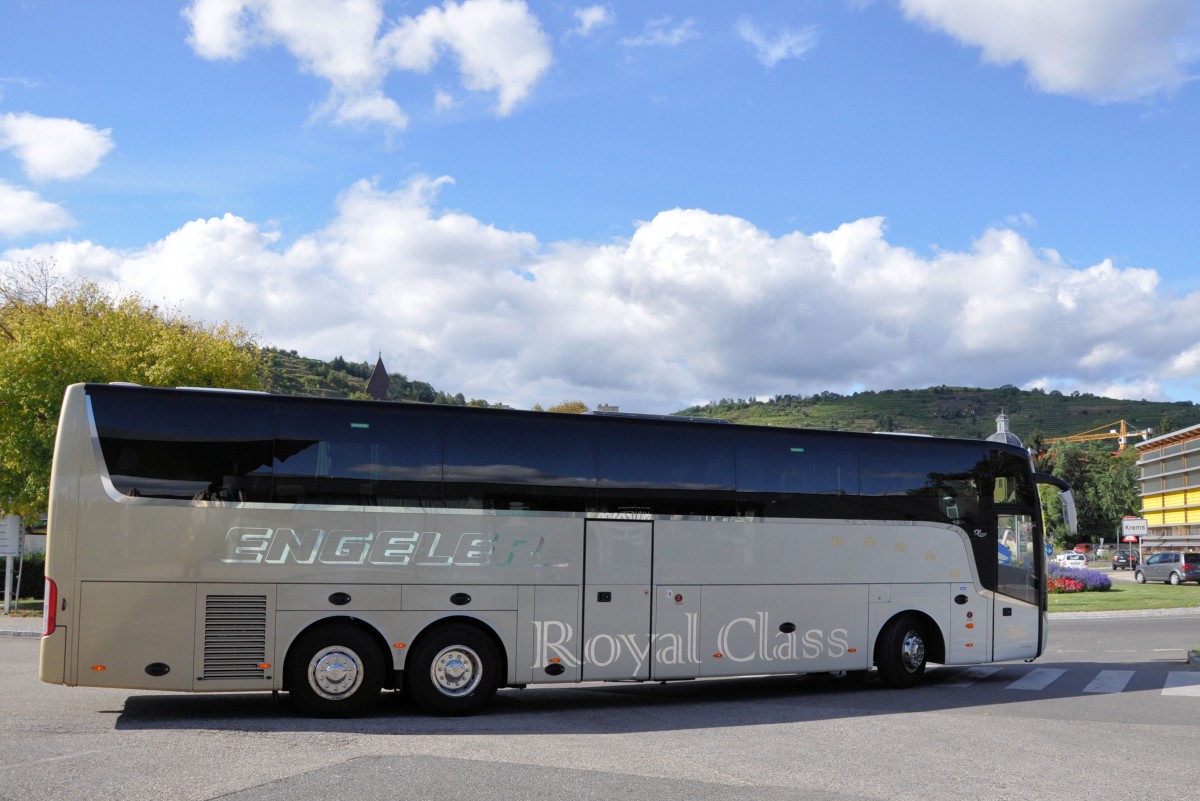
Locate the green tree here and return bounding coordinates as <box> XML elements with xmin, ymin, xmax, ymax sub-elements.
<box><xmin>1</xmin><ymin>261</ymin><xmax>261</xmax><ymax>516</ymax></box>
<box><xmin>1045</xmin><ymin>441</ymin><xmax>1140</xmax><ymax>550</ymax></box>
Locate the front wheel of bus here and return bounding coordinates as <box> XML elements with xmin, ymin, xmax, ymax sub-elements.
<box><xmin>286</xmin><ymin>624</ymin><xmax>384</xmax><ymax>718</ymax></box>
<box><xmin>875</xmin><ymin>614</ymin><xmax>928</xmax><ymax>689</ymax></box>
<box><xmin>406</xmin><ymin>624</ymin><xmax>500</xmax><ymax>716</ymax></box>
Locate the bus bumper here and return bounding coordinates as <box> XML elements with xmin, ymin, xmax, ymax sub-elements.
<box><xmin>39</xmin><ymin>628</ymin><xmax>68</xmax><ymax>685</ymax></box>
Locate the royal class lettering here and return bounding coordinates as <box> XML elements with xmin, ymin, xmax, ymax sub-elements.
<box><xmin>716</xmin><ymin>613</ymin><xmax>851</xmax><ymax>662</ymax></box>
<box><xmin>221</xmin><ymin>527</ymin><xmax>559</xmax><ymax>568</ymax></box>
<box><xmin>532</xmin><ymin>614</ymin><xmax>850</xmax><ymax>674</ymax></box>
<box><xmin>531</xmin><ymin>614</ymin><xmax>702</xmax><ymax>672</ymax></box>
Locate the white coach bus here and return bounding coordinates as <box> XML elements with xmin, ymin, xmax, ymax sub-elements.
<box><xmin>40</xmin><ymin>383</ymin><xmax>1075</xmax><ymax>716</ymax></box>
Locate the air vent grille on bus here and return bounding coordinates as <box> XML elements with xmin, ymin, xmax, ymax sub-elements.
<box><xmin>202</xmin><ymin>595</ymin><xmax>268</xmax><ymax>681</ymax></box>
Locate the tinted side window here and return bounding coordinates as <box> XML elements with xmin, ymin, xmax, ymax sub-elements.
<box><xmin>597</xmin><ymin>422</ymin><xmax>734</xmax><ymax>517</ymax></box>
<box><xmin>90</xmin><ymin>387</ymin><xmax>273</xmax><ymax>501</ymax></box>
<box><xmin>273</xmin><ymin>403</ymin><xmax>379</xmax><ymax>505</ymax></box>
<box><xmin>992</xmin><ymin>450</ymin><xmax>1039</xmax><ymax>507</ymax></box>
<box><xmin>735</xmin><ymin>431</ymin><xmax>860</xmax><ymax>519</ymax></box>
<box><xmin>359</xmin><ymin>405</ymin><xmax>441</xmax><ymax>507</ymax></box>
<box><xmin>859</xmin><ymin>439</ymin><xmax>987</xmax><ymax>526</ymax></box>
<box><xmin>443</xmin><ymin>413</ymin><xmax>597</xmax><ymax>512</ymax></box>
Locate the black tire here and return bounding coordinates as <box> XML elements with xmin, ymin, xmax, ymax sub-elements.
<box><xmin>1134</xmin><ymin>570</ymin><xmax>1146</xmax><ymax>584</ymax></box>
<box><xmin>285</xmin><ymin>624</ymin><xmax>385</xmax><ymax>718</ymax></box>
<box><xmin>406</xmin><ymin>624</ymin><xmax>501</xmax><ymax>716</ymax></box>
<box><xmin>875</xmin><ymin>613</ymin><xmax>929</xmax><ymax>689</ymax></box>
<box><xmin>1169</xmin><ymin>572</ymin><xmax>1182</xmax><ymax>586</ymax></box>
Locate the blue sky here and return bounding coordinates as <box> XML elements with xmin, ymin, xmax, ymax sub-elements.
<box><xmin>3</xmin><ymin>1</ymin><xmax>1200</xmax><ymax>413</ymax></box>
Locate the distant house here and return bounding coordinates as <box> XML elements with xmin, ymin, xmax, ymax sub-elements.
<box><xmin>366</xmin><ymin>354</ymin><xmax>389</xmax><ymax>401</ymax></box>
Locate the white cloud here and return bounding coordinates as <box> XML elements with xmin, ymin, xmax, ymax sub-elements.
<box><xmin>621</xmin><ymin>16</ymin><xmax>699</xmax><ymax>48</ymax></box>
<box><xmin>0</xmin><ymin>112</ymin><xmax>114</xmax><ymax>181</ymax></box>
<box><xmin>736</xmin><ymin>17</ymin><xmax>819</xmax><ymax>68</ymax></box>
<box><xmin>13</xmin><ymin>176</ymin><xmax>1200</xmax><ymax>411</ymax></box>
<box><xmin>899</xmin><ymin>0</ymin><xmax>1200</xmax><ymax>101</ymax></box>
<box><xmin>379</xmin><ymin>0</ymin><xmax>553</xmax><ymax>117</ymax></box>
<box><xmin>184</xmin><ymin>0</ymin><xmax>552</xmax><ymax>129</ymax></box>
<box><xmin>183</xmin><ymin>0</ymin><xmax>260</xmax><ymax>59</ymax></box>
<box><xmin>570</xmin><ymin>5</ymin><xmax>613</xmax><ymax>38</ymax></box>
<box><xmin>434</xmin><ymin>88</ymin><xmax>459</xmax><ymax>111</ymax></box>
<box><xmin>324</xmin><ymin>90</ymin><xmax>409</xmax><ymax>129</ymax></box>
<box><xmin>0</xmin><ymin>180</ymin><xmax>74</xmax><ymax>237</ymax></box>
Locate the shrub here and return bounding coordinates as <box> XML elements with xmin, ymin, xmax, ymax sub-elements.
<box><xmin>10</xmin><ymin>551</ymin><xmax>45</xmax><ymax>599</ymax></box>
<box><xmin>1047</xmin><ymin>562</ymin><xmax>1111</xmax><ymax>592</ymax></box>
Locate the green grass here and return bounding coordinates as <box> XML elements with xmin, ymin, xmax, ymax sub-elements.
<box><xmin>1049</xmin><ymin>581</ymin><xmax>1200</xmax><ymax>614</ymax></box>
<box><xmin>1</xmin><ymin>598</ymin><xmax>42</xmax><ymax>616</ymax></box>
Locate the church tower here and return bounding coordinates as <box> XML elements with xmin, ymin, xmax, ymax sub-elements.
<box><xmin>366</xmin><ymin>353</ymin><xmax>389</xmax><ymax>400</ymax></box>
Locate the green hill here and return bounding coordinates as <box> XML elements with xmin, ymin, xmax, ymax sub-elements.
<box><xmin>261</xmin><ymin>348</ymin><xmax>473</xmax><ymax>405</ymax></box>
<box><xmin>260</xmin><ymin>350</ymin><xmax>1200</xmax><ymax>442</ymax></box>
<box><xmin>678</xmin><ymin>385</ymin><xmax>1200</xmax><ymax>442</ymax></box>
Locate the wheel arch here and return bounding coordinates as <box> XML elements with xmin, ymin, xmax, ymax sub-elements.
<box><xmin>281</xmin><ymin>615</ymin><xmax>396</xmax><ymax>692</ymax></box>
<box><xmin>872</xmin><ymin>609</ymin><xmax>946</xmax><ymax>667</ymax></box>
<box><xmin>403</xmin><ymin>614</ymin><xmax>510</xmax><ymax>689</ymax></box>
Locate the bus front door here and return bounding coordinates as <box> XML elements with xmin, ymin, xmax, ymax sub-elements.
<box><xmin>992</xmin><ymin>512</ymin><xmax>1041</xmax><ymax>662</ymax></box>
<box><xmin>581</xmin><ymin>520</ymin><xmax>653</xmax><ymax>681</ymax></box>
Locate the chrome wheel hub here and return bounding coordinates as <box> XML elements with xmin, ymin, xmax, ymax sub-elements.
<box><xmin>308</xmin><ymin>645</ymin><xmax>364</xmax><ymax>700</ymax></box>
<box><xmin>900</xmin><ymin>631</ymin><xmax>925</xmax><ymax>673</ymax></box>
<box><xmin>431</xmin><ymin>645</ymin><xmax>483</xmax><ymax>697</ymax></box>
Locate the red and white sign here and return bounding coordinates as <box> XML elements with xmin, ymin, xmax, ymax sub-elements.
<box><xmin>1121</xmin><ymin>516</ymin><xmax>1147</xmax><ymax>543</ymax></box>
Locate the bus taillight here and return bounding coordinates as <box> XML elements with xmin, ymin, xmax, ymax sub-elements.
<box><xmin>42</xmin><ymin>578</ymin><xmax>57</xmax><ymax>637</ymax></box>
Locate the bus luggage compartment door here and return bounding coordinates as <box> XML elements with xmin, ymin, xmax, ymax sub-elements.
<box><xmin>76</xmin><ymin>581</ymin><xmax>196</xmax><ymax>691</ymax></box>
<box><xmin>582</xmin><ymin>521</ymin><xmax>652</xmax><ymax>681</ymax></box>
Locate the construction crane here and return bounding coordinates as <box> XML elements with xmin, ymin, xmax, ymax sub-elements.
<box><xmin>1042</xmin><ymin>420</ymin><xmax>1154</xmax><ymax>451</ymax></box>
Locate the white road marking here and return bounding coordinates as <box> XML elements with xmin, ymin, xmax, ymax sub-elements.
<box><xmin>941</xmin><ymin>666</ymin><xmax>1003</xmax><ymax>687</ymax></box>
<box><xmin>1006</xmin><ymin>668</ymin><xmax>1066</xmax><ymax>691</ymax></box>
<box><xmin>1083</xmin><ymin>670</ymin><xmax>1134</xmax><ymax>694</ymax></box>
<box><xmin>1162</xmin><ymin>672</ymin><xmax>1200</xmax><ymax>697</ymax></box>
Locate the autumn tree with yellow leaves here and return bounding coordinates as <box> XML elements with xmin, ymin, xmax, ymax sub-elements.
<box><xmin>0</xmin><ymin>259</ymin><xmax>262</xmax><ymax>516</ymax></box>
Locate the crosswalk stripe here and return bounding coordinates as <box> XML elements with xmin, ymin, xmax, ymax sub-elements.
<box><xmin>1083</xmin><ymin>670</ymin><xmax>1134</xmax><ymax>694</ymax></box>
<box><xmin>1005</xmin><ymin>668</ymin><xmax>1066</xmax><ymax>691</ymax></box>
<box><xmin>940</xmin><ymin>666</ymin><xmax>1200</xmax><ymax>696</ymax></box>
<box><xmin>941</xmin><ymin>666</ymin><xmax>1003</xmax><ymax>687</ymax></box>
<box><xmin>1162</xmin><ymin>672</ymin><xmax>1200</xmax><ymax>697</ymax></box>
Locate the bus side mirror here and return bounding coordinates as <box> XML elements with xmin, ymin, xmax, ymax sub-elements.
<box><xmin>1033</xmin><ymin>473</ymin><xmax>1077</xmax><ymax>537</ymax></box>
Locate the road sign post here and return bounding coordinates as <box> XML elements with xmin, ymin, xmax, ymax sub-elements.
<box><xmin>2</xmin><ymin>515</ymin><xmax>22</xmax><ymax>615</ymax></box>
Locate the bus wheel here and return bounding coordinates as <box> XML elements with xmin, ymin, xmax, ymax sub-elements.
<box><xmin>286</xmin><ymin>624</ymin><xmax>384</xmax><ymax>718</ymax></box>
<box><xmin>875</xmin><ymin>613</ymin><xmax>928</xmax><ymax>689</ymax></box>
<box><xmin>406</xmin><ymin>624</ymin><xmax>500</xmax><ymax>716</ymax></box>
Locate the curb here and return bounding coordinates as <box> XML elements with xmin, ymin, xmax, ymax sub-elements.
<box><xmin>1049</xmin><ymin>606</ymin><xmax>1200</xmax><ymax>620</ymax></box>
<box><xmin>0</xmin><ymin>615</ymin><xmax>42</xmax><ymax>638</ymax></box>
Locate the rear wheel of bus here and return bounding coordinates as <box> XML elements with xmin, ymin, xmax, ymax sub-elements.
<box><xmin>406</xmin><ymin>623</ymin><xmax>501</xmax><ymax>716</ymax></box>
<box><xmin>285</xmin><ymin>624</ymin><xmax>385</xmax><ymax>718</ymax></box>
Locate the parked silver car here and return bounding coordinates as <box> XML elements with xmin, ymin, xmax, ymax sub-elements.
<box><xmin>1057</xmin><ymin>552</ymin><xmax>1089</xmax><ymax>569</ymax></box>
<box><xmin>1134</xmin><ymin>552</ymin><xmax>1200</xmax><ymax>585</ymax></box>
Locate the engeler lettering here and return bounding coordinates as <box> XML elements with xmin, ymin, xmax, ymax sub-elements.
<box><xmin>220</xmin><ymin>527</ymin><xmax>565</xmax><ymax>568</ymax></box>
